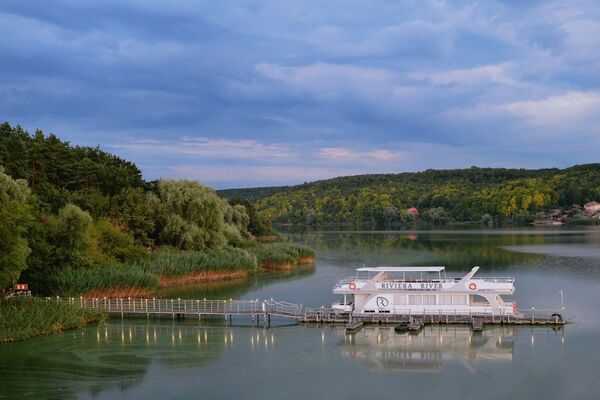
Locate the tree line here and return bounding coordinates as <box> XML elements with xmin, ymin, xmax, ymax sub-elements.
<box><xmin>223</xmin><ymin>164</ymin><xmax>600</xmax><ymax>227</ymax></box>
<box><xmin>0</xmin><ymin>122</ymin><xmax>273</xmax><ymax>291</ymax></box>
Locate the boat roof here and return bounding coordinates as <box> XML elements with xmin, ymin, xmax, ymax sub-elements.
<box><xmin>356</xmin><ymin>266</ymin><xmax>445</xmax><ymax>272</ymax></box>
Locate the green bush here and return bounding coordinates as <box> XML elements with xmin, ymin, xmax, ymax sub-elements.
<box><xmin>92</xmin><ymin>219</ymin><xmax>148</xmax><ymax>263</ymax></box>
<box><xmin>0</xmin><ymin>297</ymin><xmax>106</xmax><ymax>342</ymax></box>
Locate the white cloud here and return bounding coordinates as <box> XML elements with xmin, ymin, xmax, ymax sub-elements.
<box><xmin>256</xmin><ymin>62</ymin><xmax>395</xmax><ymax>97</ymax></box>
<box><xmin>410</xmin><ymin>64</ymin><xmax>515</xmax><ymax>86</ymax></box>
<box><xmin>446</xmin><ymin>90</ymin><xmax>600</xmax><ymax>131</ymax></box>
<box><xmin>255</xmin><ymin>62</ymin><xmax>430</xmax><ymax>113</ymax></box>
<box><xmin>319</xmin><ymin>147</ymin><xmax>405</xmax><ymax>162</ymax></box>
<box><xmin>501</xmin><ymin>91</ymin><xmax>600</xmax><ymax>126</ymax></box>
<box><xmin>111</xmin><ymin>136</ymin><xmax>292</xmax><ymax>160</ymax></box>
<box><xmin>166</xmin><ymin>164</ymin><xmax>365</xmax><ymax>187</ymax></box>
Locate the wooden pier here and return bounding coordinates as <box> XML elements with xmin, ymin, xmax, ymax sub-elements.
<box><xmin>48</xmin><ymin>297</ymin><xmax>566</xmax><ymax>330</ymax></box>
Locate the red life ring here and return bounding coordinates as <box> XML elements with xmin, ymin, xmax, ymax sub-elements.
<box><xmin>348</xmin><ymin>282</ymin><xmax>356</xmax><ymax>290</ymax></box>
<box><xmin>468</xmin><ymin>282</ymin><xmax>477</xmax><ymax>290</ymax></box>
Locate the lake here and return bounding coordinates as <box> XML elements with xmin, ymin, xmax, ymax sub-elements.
<box><xmin>1</xmin><ymin>228</ymin><xmax>600</xmax><ymax>400</ymax></box>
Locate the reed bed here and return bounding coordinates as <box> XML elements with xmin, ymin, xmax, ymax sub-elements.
<box><xmin>248</xmin><ymin>242</ymin><xmax>315</xmax><ymax>269</ymax></box>
<box><xmin>49</xmin><ymin>265</ymin><xmax>160</xmax><ymax>297</ymax></box>
<box><xmin>39</xmin><ymin>243</ymin><xmax>313</xmax><ymax>296</ymax></box>
<box><xmin>0</xmin><ymin>297</ymin><xmax>107</xmax><ymax>343</ymax></box>
<box><xmin>138</xmin><ymin>246</ymin><xmax>258</xmax><ymax>277</ymax></box>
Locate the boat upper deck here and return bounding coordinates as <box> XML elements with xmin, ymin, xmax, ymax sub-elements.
<box><xmin>333</xmin><ymin>266</ymin><xmax>515</xmax><ymax>294</ymax></box>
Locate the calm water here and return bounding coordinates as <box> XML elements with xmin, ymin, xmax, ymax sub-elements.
<box><xmin>2</xmin><ymin>228</ymin><xmax>600</xmax><ymax>400</ymax></box>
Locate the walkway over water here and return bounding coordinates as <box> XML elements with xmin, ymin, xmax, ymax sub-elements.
<box><xmin>50</xmin><ymin>297</ymin><xmax>565</xmax><ymax>329</ymax></box>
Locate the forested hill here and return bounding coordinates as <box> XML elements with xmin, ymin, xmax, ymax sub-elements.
<box><xmin>219</xmin><ymin>185</ymin><xmax>289</xmax><ymax>202</ymax></box>
<box><xmin>0</xmin><ymin>122</ymin><xmax>146</xmax><ymax>213</ymax></box>
<box><xmin>220</xmin><ymin>164</ymin><xmax>600</xmax><ymax>226</ymax></box>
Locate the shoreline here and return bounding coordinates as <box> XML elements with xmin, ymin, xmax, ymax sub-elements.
<box><xmin>0</xmin><ymin>298</ymin><xmax>107</xmax><ymax>343</ymax></box>
<box><xmin>159</xmin><ymin>270</ymin><xmax>249</xmax><ymax>288</ymax></box>
<box><xmin>79</xmin><ymin>256</ymin><xmax>316</xmax><ymax>297</ymax></box>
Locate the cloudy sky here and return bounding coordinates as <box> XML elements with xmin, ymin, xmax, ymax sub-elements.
<box><xmin>1</xmin><ymin>1</ymin><xmax>600</xmax><ymax>188</ymax></box>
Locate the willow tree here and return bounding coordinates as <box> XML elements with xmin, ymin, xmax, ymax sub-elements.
<box><xmin>47</xmin><ymin>204</ymin><xmax>95</xmax><ymax>269</ymax></box>
<box><xmin>156</xmin><ymin>180</ymin><xmax>228</xmax><ymax>251</ymax></box>
<box><xmin>222</xmin><ymin>203</ymin><xmax>251</xmax><ymax>245</ymax></box>
<box><xmin>0</xmin><ymin>168</ymin><xmax>33</xmax><ymax>288</ymax></box>
<box><xmin>110</xmin><ymin>187</ymin><xmax>158</xmax><ymax>246</ymax></box>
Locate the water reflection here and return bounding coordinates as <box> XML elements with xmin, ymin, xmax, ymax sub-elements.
<box><xmin>0</xmin><ymin>322</ymin><xmax>232</xmax><ymax>399</ymax></box>
<box><xmin>291</xmin><ymin>229</ymin><xmax>600</xmax><ymax>279</ymax></box>
<box><xmin>158</xmin><ymin>264</ymin><xmax>316</xmax><ymax>300</ymax></box>
<box><xmin>340</xmin><ymin>325</ymin><xmax>563</xmax><ymax>373</ymax></box>
<box><xmin>0</xmin><ymin>319</ymin><xmax>570</xmax><ymax>399</ymax></box>
<box><xmin>1</xmin><ymin>229</ymin><xmax>598</xmax><ymax>400</ymax></box>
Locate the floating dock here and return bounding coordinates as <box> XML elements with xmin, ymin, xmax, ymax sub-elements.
<box><xmin>345</xmin><ymin>320</ymin><xmax>364</xmax><ymax>333</ymax></box>
<box><xmin>48</xmin><ymin>297</ymin><xmax>566</xmax><ymax>330</ymax></box>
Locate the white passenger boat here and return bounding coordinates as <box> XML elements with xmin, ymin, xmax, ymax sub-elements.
<box><xmin>332</xmin><ymin>266</ymin><xmax>516</xmax><ymax>316</ymax></box>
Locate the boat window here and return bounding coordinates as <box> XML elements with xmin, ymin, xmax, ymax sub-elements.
<box><xmin>423</xmin><ymin>295</ymin><xmax>436</xmax><ymax>305</ymax></box>
<box><xmin>408</xmin><ymin>295</ymin><xmax>422</xmax><ymax>305</ymax></box>
<box><xmin>439</xmin><ymin>295</ymin><xmax>466</xmax><ymax>305</ymax></box>
<box><xmin>394</xmin><ymin>294</ymin><xmax>407</xmax><ymax>305</ymax></box>
<box><xmin>469</xmin><ymin>295</ymin><xmax>490</xmax><ymax>306</ymax></box>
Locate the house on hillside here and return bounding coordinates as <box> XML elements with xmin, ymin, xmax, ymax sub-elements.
<box><xmin>407</xmin><ymin>207</ymin><xmax>419</xmax><ymax>216</ymax></box>
<box><xmin>548</xmin><ymin>209</ymin><xmax>563</xmax><ymax>220</ymax></box>
<box><xmin>584</xmin><ymin>201</ymin><xmax>600</xmax><ymax>216</ymax></box>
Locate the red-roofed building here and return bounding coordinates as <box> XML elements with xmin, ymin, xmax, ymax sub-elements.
<box><xmin>407</xmin><ymin>207</ymin><xmax>419</xmax><ymax>216</ymax></box>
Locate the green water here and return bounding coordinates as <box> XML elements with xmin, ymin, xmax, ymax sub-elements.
<box><xmin>2</xmin><ymin>228</ymin><xmax>600</xmax><ymax>400</ymax></box>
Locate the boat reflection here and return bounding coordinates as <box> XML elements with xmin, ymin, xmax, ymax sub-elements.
<box><xmin>341</xmin><ymin>325</ymin><xmax>517</xmax><ymax>372</ymax></box>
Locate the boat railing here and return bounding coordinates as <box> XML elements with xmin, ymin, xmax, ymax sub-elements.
<box><xmin>333</xmin><ymin>276</ymin><xmax>367</xmax><ymax>288</ymax></box>
<box><xmin>474</xmin><ymin>277</ymin><xmax>515</xmax><ymax>283</ymax></box>
<box><xmin>353</xmin><ymin>306</ymin><xmax>564</xmax><ymax>322</ymax></box>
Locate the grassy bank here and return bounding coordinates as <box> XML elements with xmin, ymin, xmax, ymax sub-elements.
<box><xmin>40</xmin><ymin>242</ymin><xmax>315</xmax><ymax>296</ymax></box>
<box><xmin>248</xmin><ymin>242</ymin><xmax>315</xmax><ymax>270</ymax></box>
<box><xmin>0</xmin><ymin>297</ymin><xmax>107</xmax><ymax>343</ymax></box>
<box><xmin>139</xmin><ymin>246</ymin><xmax>258</xmax><ymax>287</ymax></box>
<box><xmin>49</xmin><ymin>265</ymin><xmax>160</xmax><ymax>297</ymax></box>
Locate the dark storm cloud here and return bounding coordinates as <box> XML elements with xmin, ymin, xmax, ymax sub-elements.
<box><xmin>1</xmin><ymin>0</ymin><xmax>599</xmax><ymax>187</ymax></box>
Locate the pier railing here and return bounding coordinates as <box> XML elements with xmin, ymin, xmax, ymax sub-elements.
<box><xmin>45</xmin><ymin>297</ymin><xmax>563</xmax><ymax>326</ymax></box>
<box><xmin>47</xmin><ymin>297</ymin><xmax>303</xmax><ymax>319</ymax></box>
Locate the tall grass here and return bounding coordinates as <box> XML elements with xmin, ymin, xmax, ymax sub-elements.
<box><xmin>0</xmin><ymin>297</ymin><xmax>107</xmax><ymax>343</ymax></box>
<box><xmin>138</xmin><ymin>246</ymin><xmax>258</xmax><ymax>277</ymax></box>
<box><xmin>48</xmin><ymin>265</ymin><xmax>159</xmax><ymax>297</ymax></box>
<box><xmin>248</xmin><ymin>242</ymin><xmax>315</xmax><ymax>267</ymax></box>
<box><xmin>40</xmin><ymin>243</ymin><xmax>313</xmax><ymax>296</ymax></box>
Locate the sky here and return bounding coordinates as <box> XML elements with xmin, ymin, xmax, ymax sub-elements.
<box><xmin>1</xmin><ymin>0</ymin><xmax>600</xmax><ymax>188</ymax></box>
